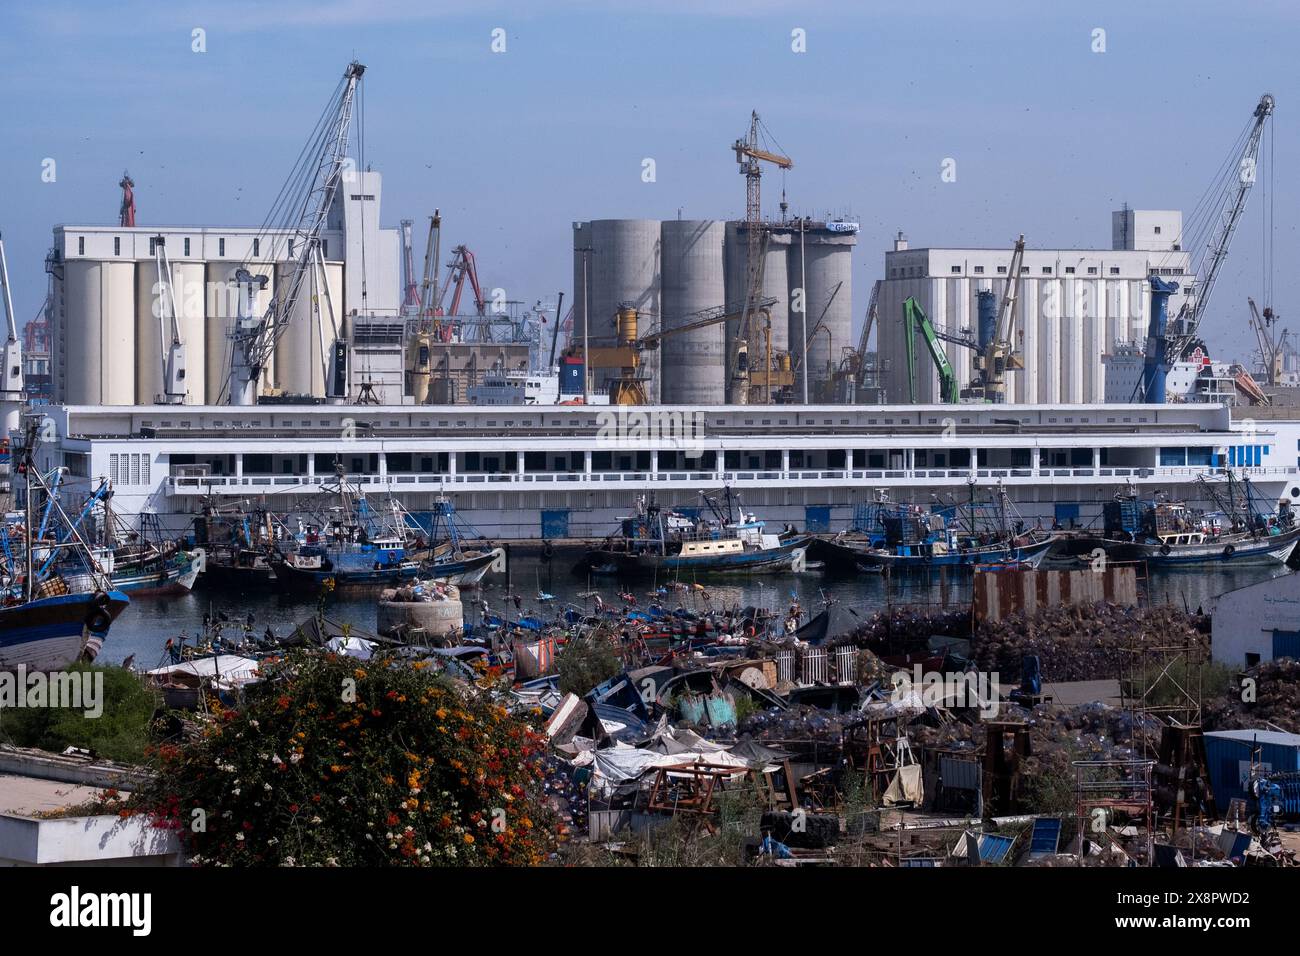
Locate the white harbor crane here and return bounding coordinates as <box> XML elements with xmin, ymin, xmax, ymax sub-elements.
<box><xmin>0</xmin><ymin>232</ymin><xmax>24</xmax><ymax>436</ymax></box>
<box><xmin>226</xmin><ymin>61</ymin><xmax>364</xmax><ymax>405</ymax></box>
<box><xmin>150</xmin><ymin>236</ymin><xmax>187</xmax><ymax>404</ymax></box>
<box><xmin>1166</xmin><ymin>93</ymin><xmax>1274</xmax><ymax>362</ymax></box>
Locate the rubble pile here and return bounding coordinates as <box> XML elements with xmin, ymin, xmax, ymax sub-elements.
<box><xmin>846</xmin><ymin>607</ymin><xmax>972</xmax><ymax>648</ymax></box>
<box><xmin>972</xmin><ymin>604</ymin><xmax>1207</xmax><ymax>682</ymax></box>
<box><xmin>1204</xmin><ymin>658</ymin><xmax>1300</xmax><ymax>733</ymax></box>
<box><xmin>739</xmin><ymin>705</ymin><xmax>860</xmax><ymax>742</ymax></box>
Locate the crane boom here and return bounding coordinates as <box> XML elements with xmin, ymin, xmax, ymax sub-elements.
<box><xmin>227</xmin><ymin>61</ymin><xmax>364</xmax><ymax>405</ymax></box>
<box><xmin>151</xmin><ymin>236</ymin><xmax>187</xmax><ymax>404</ymax></box>
<box><xmin>904</xmin><ymin>296</ymin><xmax>958</xmax><ymax>404</ymax></box>
<box><xmin>1168</xmin><ymin>93</ymin><xmax>1274</xmax><ymax>360</ymax></box>
<box><xmin>0</xmin><ymin>232</ymin><xmax>24</xmax><ymax>421</ymax></box>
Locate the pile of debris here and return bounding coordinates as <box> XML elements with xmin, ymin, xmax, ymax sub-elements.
<box><xmin>972</xmin><ymin>604</ymin><xmax>1207</xmax><ymax>682</ymax></box>
<box><xmin>1204</xmin><ymin>658</ymin><xmax>1300</xmax><ymax>733</ymax></box>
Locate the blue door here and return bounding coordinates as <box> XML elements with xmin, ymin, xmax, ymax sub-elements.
<box><xmin>1273</xmin><ymin>630</ymin><xmax>1300</xmax><ymax>660</ymax></box>
<box><xmin>541</xmin><ymin>509</ymin><xmax>569</xmax><ymax>539</ymax></box>
<box><xmin>1054</xmin><ymin>504</ymin><xmax>1080</xmax><ymax>527</ymax></box>
<box><xmin>805</xmin><ymin>506</ymin><xmax>831</xmax><ymax>533</ymax></box>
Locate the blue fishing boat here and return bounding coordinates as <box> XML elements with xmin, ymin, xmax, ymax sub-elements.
<box><xmin>824</xmin><ymin>485</ymin><xmax>1055</xmax><ymax>571</ymax></box>
<box><xmin>0</xmin><ymin>423</ymin><xmax>131</xmax><ymax>670</ymax></box>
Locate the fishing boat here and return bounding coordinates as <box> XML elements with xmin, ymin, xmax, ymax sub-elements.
<box><xmin>417</xmin><ymin>495</ymin><xmax>504</xmax><ymax>586</ymax></box>
<box><xmin>0</xmin><ymin>424</ymin><xmax>131</xmax><ymax>670</ymax></box>
<box><xmin>192</xmin><ymin>498</ymin><xmax>279</xmax><ymax>588</ymax></box>
<box><xmin>822</xmin><ymin>486</ymin><xmax>1055</xmax><ymax>571</ymax></box>
<box><xmin>90</xmin><ymin>496</ymin><xmax>204</xmax><ymax>595</ymax></box>
<box><xmin>269</xmin><ymin>466</ymin><xmax>425</xmax><ymax>591</ymax></box>
<box><xmin>575</xmin><ymin>489</ymin><xmax>811</xmax><ymax>577</ymax></box>
<box><xmin>1091</xmin><ymin>476</ymin><xmax>1300</xmax><ymax>566</ymax></box>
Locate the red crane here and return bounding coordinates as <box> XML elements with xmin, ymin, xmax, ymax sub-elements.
<box><xmin>439</xmin><ymin>245</ymin><xmax>487</xmax><ymax>317</ymax></box>
<box><xmin>119</xmin><ymin>172</ymin><xmax>136</xmax><ymax>226</ymax></box>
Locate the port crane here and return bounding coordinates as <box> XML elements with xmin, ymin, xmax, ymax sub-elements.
<box><xmin>964</xmin><ymin>234</ymin><xmax>1025</xmax><ymax>402</ymax></box>
<box><xmin>400</xmin><ymin>219</ymin><xmax>420</xmax><ymax>313</ymax></box>
<box><xmin>730</xmin><ymin>111</ymin><xmax>793</xmax><ymax>403</ymax></box>
<box><xmin>149</xmin><ymin>236</ymin><xmax>188</xmax><ymax>404</ymax></box>
<box><xmin>226</xmin><ymin>61</ymin><xmax>364</xmax><ymax>405</ymax></box>
<box><xmin>1168</xmin><ymin>94</ymin><xmax>1274</xmax><ymax>365</ymax></box>
<box><xmin>0</xmin><ymin>232</ymin><xmax>24</xmax><ymax>436</ymax></box>
<box><xmin>1249</xmin><ymin>296</ymin><xmax>1291</xmax><ymax>387</ymax></box>
<box><xmin>571</xmin><ymin>297</ymin><xmax>779</xmax><ymax>404</ymax></box>
<box><xmin>118</xmin><ymin>172</ymin><xmax>136</xmax><ymax>227</ymax></box>
<box><xmin>418</xmin><ymin>210</ymin><xmax>442</xmax><ymax>320</ymax></box>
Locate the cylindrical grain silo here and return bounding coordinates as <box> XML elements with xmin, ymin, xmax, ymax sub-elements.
<box><xmin>135</xmin><ymin>263</ymin><xmax>165</xmax><ymax>404</ymax></box>
<box><xmin>65</xmin><ymin>260</ymin><xmax>136</xmax><ymax>405</ymax></box>
<box><xmin>63</xmin><ymin>260</ymin><xmax>102</xmax><ymax>406</ymax></box>
<box><xmin>273</xmin><ymin>260</ymin><xmax>344</xmax><ymax>399</ymax></box>
<box><xmin>724</xmin><ymin>223</ymin><xmax>793</xmax><ymax>403</ymax></box>
<box><xmin>788</xmin><ymin>229</ymin><xmax>854</xmax><ymax>402</ymax></box>
<box><xmin>206</xmin><ymin>262</ymin><xmax>275</xmax><ymax>404</ymax></box>
<box><xmin>174</xmin><ymin>261</ymin><xmax>206</xmax><ymax>404</ymax></box>
<box><xmin>660</xmin><ymin>219</ymin><xmax>725</xmax><ymax>405</ymax></box>
<box><xmin>577</xmin><ymin>219</ymin><xmax>660</xmax><ymax>401</ymax></box>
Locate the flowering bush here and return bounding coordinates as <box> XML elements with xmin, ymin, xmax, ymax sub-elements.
<box><xmin>128</xmin><ymin>650</ymin><xmax>556</xmax><ymax>866</ymax></box>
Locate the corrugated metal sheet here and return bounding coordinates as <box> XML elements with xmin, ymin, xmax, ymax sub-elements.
<box><xmin>1204</xmin><ymin>731</ymin><xmax>1300</xmax><ymax>807</ymax></box>
<box><xmin>940</xmin><ymin>756</ymin><xmax>981</xmax><ymax>791</ymax></box>
<box><xmin>973</xmin><ymin>567</ymin><xmax>1139</xmax><ymax>622</ymax></box>
<box><xmin>1029</xmin><ymin>817</ymin><xmax>1062</xmax><ymax>856</ymax></box>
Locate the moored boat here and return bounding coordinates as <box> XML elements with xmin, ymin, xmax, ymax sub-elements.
<box><xmin>576</xmin><ymin>489</ymin><xmax>811</xmax><ymax>577</ymax></box>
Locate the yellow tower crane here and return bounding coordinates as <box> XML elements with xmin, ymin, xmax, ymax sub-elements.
<box><xmin>731</xmin><ymin>111</ymin><xmax>793</xmax><ymax>404</ymax></box>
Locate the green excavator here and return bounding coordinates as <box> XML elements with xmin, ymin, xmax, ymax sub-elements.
<box><xmin>903</xmin><ymin>296</ymin><xmax>959</xmax><ymax>404</ymax></box>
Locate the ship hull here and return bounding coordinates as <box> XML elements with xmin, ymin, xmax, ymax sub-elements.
<box><xmin>0</xmin><ymin>590</ymin><xmax>131</xmax><ymax>671</ymax></box>
<box><xmin>111</xmin><ymin>550</ymin><xmax>205</xmax><ymax>595</ymax></box>
<box><xmin>577</xmin><ymin>537</ymin><xmax>811</xmax><ymax>577</ymax></box>
<box><xmin>856</xmin><ymin>536</ymin><xmax>1056</xmax><ymax>570</ymax></box>
<box><xmin>271</xmin><ymin>557</ymin><xmax>421</xmax><ymax>591</ymax></box>
<box><xmin>422</xmin><ymin>549</ymin><xmax>500</xmax><ymax>587</ymax></box>
<box><xmin>1128</xmin><ymin>527</ymin><xmax>1300</xmax><ymax>567</ymax></box>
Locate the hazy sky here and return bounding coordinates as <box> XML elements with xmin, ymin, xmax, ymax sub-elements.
<box><xmin>2</xmin><ymin>0</ymin><xmax>1296</xmax><ymax>363</ymax></box>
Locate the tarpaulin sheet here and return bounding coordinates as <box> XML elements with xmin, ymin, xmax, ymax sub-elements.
<box><xmin>882</xmin><ymin>763</ymin><xmax>924</xmax><ymax>806</ymax></box>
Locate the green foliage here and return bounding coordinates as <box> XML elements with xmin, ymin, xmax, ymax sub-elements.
<box><xmin>733</xmin><ymin>693</ymin><xmax>761</xmax><ymax>725</ymax></box>
<box><xmin>126</xmin><ymin>650</ymin><xmax>557</xmax><ymax>866</ymax></box>
<box><xmin>0</xmin><ymin>664</ymin><xmax>157</xmax><ymax>764</ymax></box>
<box><xmin>557</xmin><ymin>631</ymin><xmax>622</xmax><ymax>697</ymax></box>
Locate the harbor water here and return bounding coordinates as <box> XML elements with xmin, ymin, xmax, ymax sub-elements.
<box><xmin>98</xmin><ymin>551</ymin><xmax>1292</xmax><ymax>667</ymax></box>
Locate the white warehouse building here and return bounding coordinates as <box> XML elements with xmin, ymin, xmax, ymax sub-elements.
<box><xmin>46</xmin><ymin>170</ymin><xmax>400</xmax><ymax>406</ymax></box>
<box><xmin>878</xmin><ymin>210</ymin><xmax>1192</xmax><ymax>405</ymax></box>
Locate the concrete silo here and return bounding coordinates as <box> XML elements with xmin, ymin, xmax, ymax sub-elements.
<box><xmin>787</xmin><ymin>226</ymin><xmax>854</xmax><ymax>402</ymax></box>
<box><xmin>659</xmin><ymin>220</ymin><xmax>726</xmax><ymax>405</ymax></box>
<box><xmin>135</xmin><ymin>260</ymin><xmax>206</xmax><ymax>404</ymax></box>
<box><xmin>63</xmin><ymin>260</ymin><xmax>136</xmax><ymax>405</ymax></box>
<box><xmin>724</xmin><ymin>223</ymin><xmax>792</xmax><ymax>393</ymax></box>
<box><xmin>573</xmin><ymin>219</ymin><xmax>660</xmax><ymax>400</ymax></box>
<box><xmin>206</xmin><ymin>262</ymin><xmax>275</xmax><ymax>404</ymax></box>
<box><xmin>273</xmin><ymin>260</ymin><xmax>344</xmax><ymax>399</ymax></box>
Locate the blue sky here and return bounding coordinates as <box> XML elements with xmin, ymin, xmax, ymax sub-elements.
<box><xmin>2</xmin><ymin>0</ymin><xmax>1297</xmax><ymax>361</ymax></box>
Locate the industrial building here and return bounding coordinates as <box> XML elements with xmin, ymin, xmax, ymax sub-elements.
<box><xmin>46</xmin><ymin>171</ymin><xmax>401</xmax><ymax>406</ymax></box>
<box><xmin>26</xmin><ymin>400</ymin><xmax>1300</xmax><ymax>541</ymax></box>
<box><xmin>570</xmin><ymin>217</ymin><xmax>854</xmax><ymax>405</ymax></box>
<box><xmin>1210</xmin><ymin>571</ymin><xmax>1300</xmax><ymax>668</ymax></box>
<box><xmin>878</xmin><ymin>211</ymin><xmax>1192</xmax><ymax>405</ymax></box>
